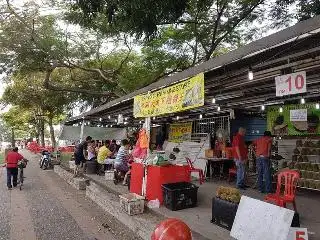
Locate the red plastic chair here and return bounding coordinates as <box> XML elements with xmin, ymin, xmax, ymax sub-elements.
<box><xmin>264</xmin><ymin>170</ymin><xmax>300</xmax><ymax>211</ymax></box>
<box><xmin>186</xmin><ymin>157</ymin><xmax>205</xmax><ymax>185</ymax></box>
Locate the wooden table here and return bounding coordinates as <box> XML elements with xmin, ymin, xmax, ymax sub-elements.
<box><xmin>199</xmin><ymin>157</ymin><xmax>233</xmax><ymax>179</ymax></box>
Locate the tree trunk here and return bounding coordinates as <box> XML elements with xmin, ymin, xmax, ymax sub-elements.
<box><xmin>11</xmin><ymin>128</ymin><xmax>15</xmax><ymax>147</ymax></box>
<box><xmin>40</xmin><ymin>118</ymin><xmax>45</xmax><ymax>147</ymax></box>
<box><xmin>48</xmin><ymin>116</ymin><xmax>56</xmax><ymax>150</ymax></box>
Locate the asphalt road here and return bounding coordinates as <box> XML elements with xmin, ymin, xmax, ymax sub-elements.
<box><xmin>0</xmin><ymin>150</ymin><xmax>140</xmax><ymax>240</ymax></box>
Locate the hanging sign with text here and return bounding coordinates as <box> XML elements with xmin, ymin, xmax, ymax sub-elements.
<box><xmin>275</xmin><ymin>71</ymin><xmax>307</xmax><ymax>97</ymax></box>
<box><xmin>290</xmin><ymin>109</ymin><xmax>307</xmax><ymax>122</ymax></box>
<box><xmin>133</xmin><ymin>73</ymin><xmax>204</xmax><ymax>118</ymax></box>
<box><xmin>168</xmin><ymin>122</ymin><xmax>193</xmax><ymax>143</ymax></box>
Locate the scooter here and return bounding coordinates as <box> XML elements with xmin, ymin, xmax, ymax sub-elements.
<box><xmin>39</xmin><ymin>150</ymin><xmax>51</xmax><ymax>170</ymax></box>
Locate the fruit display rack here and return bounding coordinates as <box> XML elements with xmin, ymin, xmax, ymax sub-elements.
<box><xmin>285</xmin><ymin>139</ymin><xmax>320</xmax><ymax>191</ymax></box>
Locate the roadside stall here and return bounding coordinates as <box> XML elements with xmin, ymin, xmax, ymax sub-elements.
<box><xmin>267</xmin><ymin>103</ymin><xmax>320</xmax><ymax>191</ymax></box>
<box><xmin>130</xmin><ymin>73</ymin><xmax>205</xmax><ymax>207</ymax></box>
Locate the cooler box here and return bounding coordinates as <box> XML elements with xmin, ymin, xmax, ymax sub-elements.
<box><xmin>146</xmin><ymin>165</ymin><xmax>191</xmax><ymax>204</ymax></box>
<box><xmin>130</xmin><ymin>162</ymin><xmax>144</xmax><ymax>195</ymax></box>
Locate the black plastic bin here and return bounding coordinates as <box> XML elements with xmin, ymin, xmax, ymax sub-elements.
<box><xmin>162</xmin><ymin>182</ymin><xmax>199</xmax><ymax>211</ymax></box>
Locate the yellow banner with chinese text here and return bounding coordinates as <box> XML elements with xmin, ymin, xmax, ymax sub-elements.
<box><xmin>133</xmin><ymin>73</ymin><xmax>204</xmax><ymax>117</ymax></box>
<box><xmin>168</xmin><ymin>122</ymin><xmax>193</xmax><ymax>143</ymax></box>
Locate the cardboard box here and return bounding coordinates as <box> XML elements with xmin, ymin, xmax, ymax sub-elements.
<box><xmin>205</xmin><ymin>149</ymin><xmax>215</xmax><ymax>158</ymax></box>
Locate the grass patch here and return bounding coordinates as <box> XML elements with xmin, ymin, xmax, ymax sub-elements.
<box><xmin>60</xmin><ymin>152</ymin><xmax>73</xmax><ymax>168</ymax></box>
<box><xmin>0</xmin><ymin>152</ymin><xmax>4</xmax><ymax>164</ymax></box>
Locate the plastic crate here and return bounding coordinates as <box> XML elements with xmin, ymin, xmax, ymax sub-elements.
<box><xmin>162</xmin><ymin>182</ymin><xmax>199</xmax><ymax>211</ymax></box>
<box><xmin>119</xmin><ymin>193</ymin><xmax>145</xmax><ymax>215</ymax></box>
<box><xmin>105</xmin><ymin>171</ymin><xmax>114</xmax><ymax>181</ymax></box>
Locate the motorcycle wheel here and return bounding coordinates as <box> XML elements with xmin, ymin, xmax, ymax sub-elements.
<box><xmin>43</xmin><ymin>161</ymin><xmax>48</xmax><ymax>170</ymax></box>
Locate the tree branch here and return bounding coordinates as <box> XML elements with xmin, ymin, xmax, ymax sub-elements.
<box><xmin>207</xmin><ymin>1</ymin><xmax>263</xmax><ymax>59</ymax></box>
<box><xmin>43</xmin><ymin>68</ymin><xmax>119</xmax><ymax>97</ymax></box>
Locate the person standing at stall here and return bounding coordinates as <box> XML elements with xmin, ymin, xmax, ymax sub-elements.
<box><xmin>232</xmin><ymin>127</ymin><xmax>248</xmax><ymax>190</ymax></box>
<box><xmin>252</xmin><ymin>131</ymin><xmax>273</xmax><ymax>193</ymax></box>
<box><xmin>74</xmin><ymin>136</ymin><xmax>92</xmax><ymax>177</ymax></box>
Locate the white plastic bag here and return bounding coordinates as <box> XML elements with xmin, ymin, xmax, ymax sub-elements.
<box><xmin>147</xmin><ymin>199</ymin><xmax>160</xmax><ymax>209</ymax></box>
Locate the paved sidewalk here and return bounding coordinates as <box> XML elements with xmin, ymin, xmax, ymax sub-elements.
<box><xmin>0</xmin><ymin>150</ymin><xmax>140</xmax><ymax>240</ymax></box>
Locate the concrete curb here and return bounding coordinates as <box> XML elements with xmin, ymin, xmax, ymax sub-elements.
<box><xmin>54</xmin><ymin>165</ymin><xmax>88</xmax><ymax>190</ymax></box>
<box><xmin>86</xmin><ymin>181</ymin><xmax>163</xmax><ymax>240</ymax></box>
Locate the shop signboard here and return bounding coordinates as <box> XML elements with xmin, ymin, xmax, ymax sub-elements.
<box><xmin>133</xmin><ymin>73</ymin><xmax>204</xmax><ymax>118</ymax></box>
<box><xmin>168</xmin><ymin>122</ymin><xmax>193</xmax><ymax>143</ymax></box>
<box><xmin>267</xmin><ymin>104</ymin><xmax>320</xmax><ymax>136</ymax></box>
<box><xmin>275</xmin><ymin>71</ymin><xmax>306</xmax><ymax>97</ymax></box>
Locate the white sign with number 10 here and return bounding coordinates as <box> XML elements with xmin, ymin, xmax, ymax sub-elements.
<box><xmin>275</xmin><ymin>71</ymin><xmax>307</xmax><ymax>97</ymax></box>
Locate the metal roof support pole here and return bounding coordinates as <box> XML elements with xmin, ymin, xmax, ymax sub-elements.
<box><xmin>80</xmin><ymin>118</ymin><xmax>85</xmax><ymax>141</ymax></box>
<box><xmin>142</xmin><ymin>117</ymin><xmax>151</xmax><ymax>197</ymax></box>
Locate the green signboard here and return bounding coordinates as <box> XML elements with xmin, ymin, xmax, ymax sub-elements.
<box><xmin>267</xmin><ymin>103</ymin><xmax>320</xmax><ymax>136</ymax></box>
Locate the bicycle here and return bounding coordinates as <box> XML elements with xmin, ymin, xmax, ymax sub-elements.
<box><xmin>17</xmin><ymin>159</ymin><xmax>28</xmax><ymax>190</ymax></box>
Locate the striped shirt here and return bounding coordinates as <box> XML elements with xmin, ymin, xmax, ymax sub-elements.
<box><xmin>114</xmin><ymin>146</ymin><xmax>128</xmax><ymax>164</ymax></box>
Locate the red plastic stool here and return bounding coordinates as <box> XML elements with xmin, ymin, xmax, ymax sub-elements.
<box><xmin>151</xmin><ymin>218</ymin><xmax>192</xmax><ymax>240</ymax></box>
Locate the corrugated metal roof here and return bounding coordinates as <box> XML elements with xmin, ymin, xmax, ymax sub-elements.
<box><xmin>67</xmin><ymin>16</ymin><xmax>320</xmax><ymax>122</ymax></box>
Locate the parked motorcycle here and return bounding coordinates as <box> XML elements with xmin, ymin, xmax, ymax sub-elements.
<box><xmin>40</xmin><ymin>150</ymin><xmax>51</xmax><ymax>170</ymax></box>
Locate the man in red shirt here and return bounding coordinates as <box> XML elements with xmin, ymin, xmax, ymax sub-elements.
<box><xmin>5</xmin><ymin>147</ymin><xmax>24</xmax><ymax>190</ymax></box>
<box><xmin>253</xmin><ymin>131</ymin><xmax>273</xmax><ymax>193</ymax></box>
<box><xmin>232</xmin><ymin>127</ymin><xmax>248</xmax><ymax>190</ymax></box>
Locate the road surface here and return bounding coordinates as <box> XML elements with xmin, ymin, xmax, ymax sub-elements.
<box><xmin>0</xmin><ymin>150</ymin><xmax>140</xmax><ymax>240</ymax></box>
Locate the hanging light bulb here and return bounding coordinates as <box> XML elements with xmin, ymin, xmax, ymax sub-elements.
<box><xmin>110</xmin><ymin>125</ymin><xmax>113</xmax><ymax>127</ymax></box>
<box><xmin>176</xmin><ymin>116</ymin><xmax>180</xmax><ymax>120</ymax></box>
<box><xmin>217</xmin><ymin>106</ymin><xmax>221</xmax><ymax>111</ymax></box>
<box><xmin>248</xmin><ymin>67</ymin><xmax>254</xmax><ymax>80</ymax></box>
<box><xmin>212</xmin><ymin>98</ymin><xmax>216</xmax><ymax>104</ymax></box>
<box><xmin>139</xmin><ymin>121</ymin><xmax>142</xmax><ymax>124</ymax></box>
<box><xmin>115</xmin><ymin>119</ymin><xmax>117</xmax><ymax>123</ymax></box>
<box><xmin>301</xmin><ymin>98</ymin><xmax>305</xmax><ymax>104</ymax></box>
<box><xmin>108</xmin><ymin>115</ymin><xmax>111</xmax><ymax>119</ymax></box>
<box><xmin>261</xmin><ymin>105</ymin><xmax>265</xmax><ymax>111</ymax></box>
<box><xmin>153</xmin><ymin>117</ymin><xmax>156</xmax><ymax>120</ymax></box>
<box><xmin>99</xmin><ymin>118</ymin><xmax>102</xmax><ymax>121</ymax></box>
<box><xmin>316</xmin><ymin>103</ymin><xmax>320</xmax><ymax>109</ymax></box>
<box><xmin>199</xmin><ymin>114</ymin><xmax>203</xmax><ymax>119</ymax></box>
<box><xmin>125</xmin><ymin>117</ymin><xmax>128</xmax><ymax>121</ymax></box>
<box><xmin>279</xmin><ymin>107</ymin><xmax>283</xmax><ymax>113</ymax></box>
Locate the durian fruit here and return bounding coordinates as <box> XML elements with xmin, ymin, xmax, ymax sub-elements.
<box><xmin>296</xmin><ymin>140</ymin><xmax>303</xmax><ymax>147</ymax></box>
<box><xmin>302</xmin><ymin>156</ymin><xmax>309</xmax><ymax>162</ymax></box>
<box><xmin>297</xmin><ymin>156</ymin><xmax>303</xmax><ymax>162</ymax></box>
<box><xmin>301</xmin><ymin>148</ymin><xmax>310</xmax><ymax>155</ymax></box>
<box><xmin>313</xmin><ymin>164</ymin><xmax>320</xmax><ymax>172</ymax></box>
<box><xmin>307</xmin><ymin>163</ymin><xmax>314</xmax><ymax>171</ymax></box>
<box><xmin>309</xmin><ymin>180</ymin><xmax>317</xmax><ymax>189</ymax></box>
<box><xmin>300</xmin><ymin>179</ymin><xmax>305</xmax><ymax>187</ymax></box>
<box><xmin>292</xmin><ymin>155</ymin><xmax>298</xmax><ymax>162</ymax></box>
<box><xmin>293</xmin><ymin>148</ymin><xmax>300</xmax><ymax>155</ymax></box>
<box><xmin>288</xmin><ymin>161</ymin><xmax>294</xmax><ymax>169</ymax></box>
<box><xmin>311</xmin><ymin>149</ymin><xmax>318</xmax><ymax>155</ymax></box>
<box><xmin>281</xmin><ymin>161</ymin><xmax>288</xmax><ymax>168</ymax></box>
<box><xmin>305</xmin><ymin>180</ymin><xmax>310</xmax><ymax>188</ymax></box>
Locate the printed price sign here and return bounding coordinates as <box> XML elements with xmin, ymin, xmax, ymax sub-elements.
<box><xmin>290</xmin><ymin>109</ymin><xmax>307</xmax><ymax>122</ymax></box>
<box><xmin>287</xmin><ymin>228</ymin><xmax>308</xmax><ymax>240</ymax></box>
<box><xmin>275</xmin><ymin>71</ymin><xmax>306</xmax><ymax>97</ymax></box>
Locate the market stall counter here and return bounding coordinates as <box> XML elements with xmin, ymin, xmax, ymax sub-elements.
<box><xmin>130</xmin><ymin>162</ymin><xmax>191</xmax><ymax>204</ymax></box>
